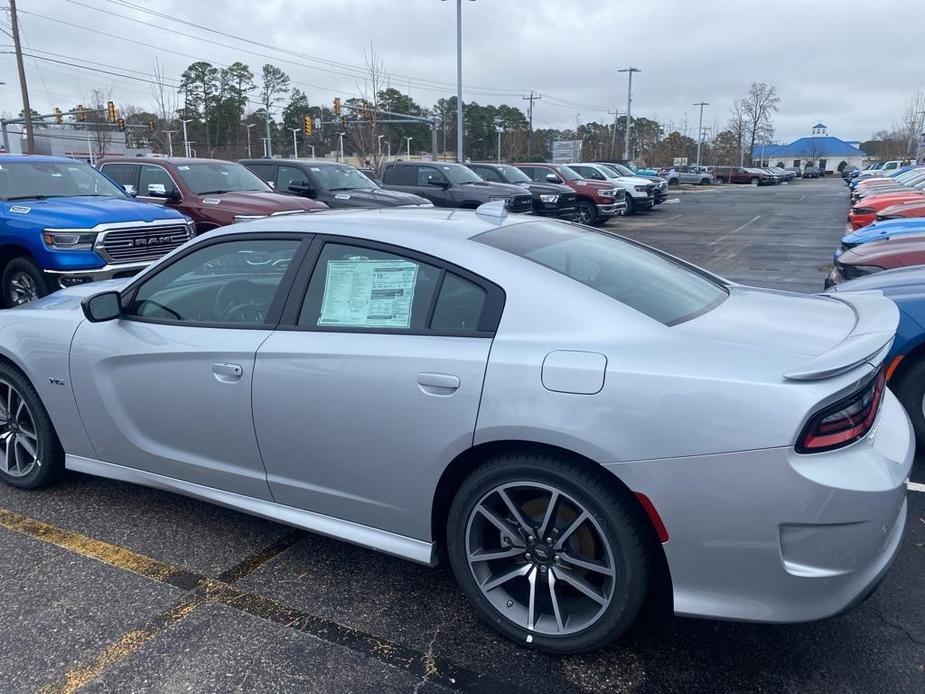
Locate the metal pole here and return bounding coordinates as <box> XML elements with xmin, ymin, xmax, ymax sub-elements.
<box><xmin>618</xmin><ymin>67</ymin><xmax>641</xmax><ymax>162</ymax></box>
<box><xmin>265</xmin><ymin>110</ymin><xmax>272</xmax><ymax>158</ymax></box>
<box><xmin>455</xmin><ymin>0</ymin><xmax>464</xmax><ymax>162</ymax></box>
<box><xmin>309</xmin><ymin>145</ymin><xmax>315</xmax><ymax>158</ymax></box>
<box><xmin>181</xmin><ymin>119</ymin><xmax>192</xmax><ymax>157</ymax></box>
<box><xmin>1</xmin><ymin>122</ymin><xmax>9</xmax><ymax>152</ymax></box>
<box><xmin>694</xmin><ymin>102</ymin><xmax>708</xmax><ymax>168</ymax></box>
<box><xmin>405</xmin><ymin>136</ymin><xmax>412</xmax><ymax>159</ymax></box>
<box><xmin>431</xmin><ymin>120</ymin><xmax>437</xmax><ymax>161</ymax></box>
<box><xmin>916</xmin><ymin>110</ymin><xmax>925</xmax><ymax>163</ymax></box>
<box><xmin>338</xmin><ymin>133</ymin><xmax>344</xmax><ymax>162</ymax></box>
<box><xmin>245</xmin><ymin>124</ymin><xmax>255</xmax><ymax>158</ymax></box>
<box><xmin>497</xmin><ymin>128</ymin><xmax>502</xmax><ymax>163</ymax></box>
<box><xmin>608</xmin><ymin>110</ymin><xmax>619</xmax><ymax>159</ymax></box>
<box><xmin>10</xmin><ymin>0</ymin><xmax>34</xmax><ymax>154</ymax></box>
<box><xmin>162</xmin><ymin>130</ymin><xmax>175</xmax><ymax>157</ymax></box>
<box><xmin>290</xmin><ymin>128</ymin><xmax>299</xmax><ymax>158</ymax></box>
<box><xmin>377</xmin><ymin>135</ymin><xmax>384</xmax><ymax>157</ymax></box>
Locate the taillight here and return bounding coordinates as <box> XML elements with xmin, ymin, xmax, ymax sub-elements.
<box><xmin>796</xmin><ymin>369</ymin><xmax>885</xmax><ymax>453</ymax></box>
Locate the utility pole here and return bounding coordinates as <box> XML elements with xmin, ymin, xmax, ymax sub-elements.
<box><xmin>10</xmin><ymin>0</ymin><xmax>34</xmax><ymax>154</ymax></box>
<box><xmin>618</xmin><ymin>67</ymin><xmax>641</xmax><ymax>162</ymax></box>
<box><xmin>496</xmin><ymin>126</ymin><xmax>502</xmax><ymax>164</ymax></box>
<box><xmin>290</xmin><ymin>128</ymin><xmax>299</xmax><ymax>158</ymax></box>
<box><xmin>522</xmin><ymin>90</ymin><xmax>541</xmax><ymax>159</ymax></box>
<box><xmin>161</xmin><ymin>129</ymin><xmax>176</xmax><ymax>157</ymax></box>
<box><xmin>337</xmin><ymin>132</ymin><xmax>345</xmax><ymax>162</ymax></box>
<box><xmin>454</xmin><ymin>0</ymin><xmax>465</xmax><ymax>162</ymax></box>
<box><xmin>181</xmin><ymin>119</ymin><xmax>193</xmax><ymax>157</ymax></box>
<box><xmin>264</xmin><ymin>110</ymin><xmax>273</xmax><ymax>158</ymax></box>
<box><xmin>608</xmin><ymin>109</ymin><xmax>619</xmax><ymax>159</ymax></box>
<box><xmin>694</xmin><ymin>101</ymin><xmax>709</xmax><ymax>167</ymax></box>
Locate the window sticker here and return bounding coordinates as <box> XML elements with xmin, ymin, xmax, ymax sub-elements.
<box><xmin>317</xmin><ymin>259</ymin><xmax>418</xmax><ymax>328</ymax></box>
<box><xmin>334</xmin><ymin>193</ymin><xmax>351</xmax><ymax>200</ymax></box>
<box><xmin>9</xmin><ymin>206</ymin><xmax>30</xmax><ymax>214</ymax></box>
<box><xmin>202</xmin><ymin>197</ymin><xmax>220</xmax><ymax>205</ymax></box>
<box><xmin>177</xmin><ymin>165</ymin><xmax>190</xmax><ymax>170</ymax></box>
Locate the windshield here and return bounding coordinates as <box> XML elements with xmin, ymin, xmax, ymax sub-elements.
<box><xmin>174</xmin><ymin>162</ymin><xmax>271</xmax><ymax>195</ymax></box>
<box><xmin>0</xmin><ymin>160</ymin><xmax>126</xmax><ymax>200</ymax></box>
<box><xmin>441</xmin><ymin>164</ymin><xmax>485</xmax><ymax>184</ymax></box>
<box><xmin>477</xmin><ymin>220</ymin><xmax>727</xmax><ymax>325</ymax></box>
<box><xmin>556</xmin><ymin>165</ymin><xmax>583</xmax><ymax>181</ymax></box>
<box><xmin>313</xmin><ymin>165</ymin><xmax>378</xmax><ymax>190</ymax></box>
<box><xmin>497</xmin><ymin>165</ymin><xmax>532</xmax><ymax>184</ymax></box>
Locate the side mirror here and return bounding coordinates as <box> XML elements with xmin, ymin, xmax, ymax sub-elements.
<box><xmin>288</xmin><ymin>181</ymin><xmax>315</xmax><ymax>196</ymax></box>
<box><xmin>427</xmin><ymin>178</ymin><xmax>448</xmax><ymax>188</ymax></box>
<box><xmin>123</xmin><ymin>185</ymin><xmax>137</xmax><ymax>197</ymax></box>
<box><xmin>147</xmin><ymin>184</ymin><xmax>181</xmax><ymax>202</ymax></box>
<box><xmin>545</xmin><ymin>174</ymin><xmax>562</xmax><ymax>184</ymax></box>
<box><xmin>81</xmin><ymin>291</ymin><xmax>122</xmax><ymax>323</ymax></box>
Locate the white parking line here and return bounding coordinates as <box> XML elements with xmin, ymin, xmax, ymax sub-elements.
<box><xmin>908</xmin><ymin>481</ymin><xmax>925</xmax><ymax>493</ymax></box>
<box><xmin>708</xmin><ymin>215</ymin><xmax>761</xmax><ymax>247</ymax></box>
<box><xmin>669</xmin><ymin>214</ymin><xmax>683</xmax><ymax>220</ymax></box>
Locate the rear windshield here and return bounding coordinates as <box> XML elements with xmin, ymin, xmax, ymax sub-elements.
<box><xmin>476</xmin><ymin>220</ymin><xmax>727</xmax><ymax>325</ymax></box>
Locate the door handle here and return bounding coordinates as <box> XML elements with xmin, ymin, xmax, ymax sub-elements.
<box><xmin>213</xmin><ymin>362</ymin><xmax>243</xmax><ymax>382</ymax></box>
<box><xmin>417</xmin><ymin>372</ymin><xmax>460</xmax><ymax>395</ymax></box>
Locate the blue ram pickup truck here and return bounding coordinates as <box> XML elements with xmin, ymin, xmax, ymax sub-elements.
<box><xmin>0</xmin><ymin>155</ymin><xmax>192</xmax><ymax>306</ymax></box>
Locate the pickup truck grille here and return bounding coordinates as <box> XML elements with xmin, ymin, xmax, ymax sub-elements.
<box><xmin>505</xmin><ymin>194</ymin><xmax>533</xmax><ymax>214</ymax></box>
<box><xmin>98</xmin><ymin>224</ymin><xmax>192</xmax><ymax>264</ymax></box>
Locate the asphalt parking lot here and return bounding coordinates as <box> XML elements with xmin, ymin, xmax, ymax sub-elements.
<box><xmin>1</xmin><ymin>175</ymin><xmax>922</xmax><ymax>694</ymax></box>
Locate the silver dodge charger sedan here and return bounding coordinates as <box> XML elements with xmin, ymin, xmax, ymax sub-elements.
<box><xmin>0</xmin><ymin>203</ymin><xmax>912</xmax><ymax>653</ymax></box>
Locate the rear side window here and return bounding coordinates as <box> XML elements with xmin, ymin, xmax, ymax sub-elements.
<box><xmin>476</xmin><ymin>220</ymin><xmax>727</xmax><ymax>325</ymax></box>
<box><xmin>431</xmin><ymin>274</ymin><xmax>487</xmax><ymax>332</ymax></box>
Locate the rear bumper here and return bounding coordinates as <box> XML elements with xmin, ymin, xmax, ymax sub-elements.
<box><xmin>605</xmin><ymin>390</ymin><xmax>913</xmax><ymax>624</ymax></box>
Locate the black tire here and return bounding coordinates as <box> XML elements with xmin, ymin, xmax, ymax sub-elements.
<box><xmin>575</xmin><ymin>200</ymin><xmax>598</xmax><ymax>226</ymax></box>
<box><xmin>892</xmin><ymin>358</ymin><xmax>925</xmax><ymax>449</ymax></box>
<box><xmin>625</xmin><ymin>195</ymin><xmax>637</xmax><ymax>216</ymax></box>
<box><xmin>716</xmin><ymin>176</ymin><xmax>726</xmax><ymax>184</ymax></box>
<box><xmin>2</xmin><ymin>256</ymin><xmax>51</xmax><ymax>308</ymax></box>
<box><xmin>446</xmin><ymin>453</ymin><xmax>651</xmax><ymax>654</ymax></box>
<box><xmin>700</xmin><ymin>178</ymin><xmax>709</xmax><ymax>186</ymax></box>
<box><xmin>750</xmin><ymin>177</ymin><xmax>760</xmax><ymax>186</ymax></box>
<box><xmin>0</xmin><ymin>361</ymin><xmax>64</xmax><ymax>489</ymax></box>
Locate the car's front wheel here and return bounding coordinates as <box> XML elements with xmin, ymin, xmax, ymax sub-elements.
<box><xmin>0</xmin><ymin>362</ymin><xmax>63</xmax><ymax>489</ymax></box>
<box><xmin>625</xmin><ymin>195</ymin><xmax>637</xmax><ymax>215</ymax></box>
<box><xmin>716</xmin><ymin>176</ymin><xmax>726</xmax><ymax>184</ymax></box>
<box><xmin>575</xmin><ymin>200</ymin><xmax>598</xmax><ymax>226</ymax></box>
<box><xmin>2</xmin><ymin>257</ymin><xmax>51</xmax><ymax>308</ymax></box>
<box><xmin>750</xmin><ymin>177</ymin><xmax>760</xmax><ymax>185</ymax></box>
<box><xmin>447</xmin><ymin>453</ymin><xmax>651</xmax><ymax>654</ymax></box>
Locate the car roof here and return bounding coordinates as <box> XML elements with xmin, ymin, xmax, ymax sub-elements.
<box><xmin>239</xmin><ymin>159</ymin><xmax>356</xmax><ymax>167</ymax></box>
<box><xmin>0</xmin><ymin>154</ymin><xmax>90</xmax><ymax>164</ymax></box>
<box><xmin>99</xmin><ymin>157</ymin><xmax>238</xmax><ymax>165</ymax></box>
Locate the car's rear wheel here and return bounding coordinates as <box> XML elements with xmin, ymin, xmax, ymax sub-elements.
<box><xmin>446</xmin><ymin>453</ymin><xmax>650</xmax><ymax>654</ymax></box>
<box><xmin>716</xmin><ymin>176</ymin><xmax>726</xmax><ymax>184</ymax></box>
<box><xmin>700</xmin><ymin>178</ymin><xmax>709</xmax><ymax>185</ymax></box>
<box><xmin>891</xmin><ymin>358</ymin><xmax>925</xmax><ymax>448</ymax></box>
<box><xmin>750</xmin><ymin>177</ymin><xmax>760</xmax><ymax>186</ymax></box>
<box><xmin>0</xmin><ymin>362</ymin><xmax>63</xmax><ymax>489</ymax></box>
<box><xmin>2</xmin><ymin>257</ymin><xmax>51</xmax><ymax>308</ymax></box>
<box><xmin>575</xmin><ymin>200</ymin><xmax>598</xmax><ymax>226</ymax></box>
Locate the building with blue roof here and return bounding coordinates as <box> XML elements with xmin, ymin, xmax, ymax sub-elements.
<box><xmin>753</xmin><ymin>123</ymin><xmax>867</xmax><ymax>174</ymax></box>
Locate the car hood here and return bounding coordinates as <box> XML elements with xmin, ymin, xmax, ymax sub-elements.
<box><xmin>879</xmin><ymin>201</ymin><xmax>925</xmax><ymax>217</ymax></box>
<box><xmin>197</xmin><ymin>191</ymin><xmax>327</xmax><ymax>213</ymax></box>
<box><xmin>674</xmin><ymin>285</ymin><xmax>898</xmax><ymax>380</ymax></box>
<box><xmin>860</xmin><ymin>192</ymin><xmax>925</xmax><ymax>208</ymax></box>
<box><xmin>614</xmin><ymin>176</ymin><xmax>653</xmax><ymax>187</ymax></box>
<box><xmin>833</xmin><ymin>265</ymin><xmax>925</xmax><ymax>295</ymax></box>
<box><xmin>455</xmin><ymin>181</ymin><xmax>531</xmax><ymax>197</ymax></box>
<box><xmin>1</xmin><ymin>196</ymin><xmax>187</xmax><ymax>228</ymax></box>
<box><xmin>520</xmin><ymin>181</ymin><xmax>574</xmax><ymax>195</ymax></box>
<box><xmin>840</xmin><ymin>235</ymin><xmax>925</xmax><ymax>265</ymax></box>
<box><xmin>324</xmin><ymin>188</ymin><xmax>431</xmax><ymax>207</ymax></box>
<box><xmin>843</xmin><ymin>219</ymin><xmax>925</xmax><ymax>245</ymax></box>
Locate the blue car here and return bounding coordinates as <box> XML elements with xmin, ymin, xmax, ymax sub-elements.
<box><xmin>833</xmin><ymin>265</ymin><xmax>925</xmax><ymax>445</ymax></box>
<box><xmin>848</xmin><ymin>165</ymin><xmax>918</xmax><ymax>192</ymax></box>
<box><xmin>0</xmin><ymin>155</ymin><xmax>193</xmax><ymax>306</ymax></box>
<box><xmin>835</xmin><ymin>217</ymin><xmax>925</xmax><ymax>259</ymax></box>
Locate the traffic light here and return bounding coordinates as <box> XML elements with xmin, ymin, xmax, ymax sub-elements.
<box><xmin>106</xmin><ymin>101</ymin><xmax>117</xmax><ymax>124</ymax></box>
<box><xmin>148</xmin><ymin>120</ymin><xmax>157</xmax><ymax>133</ymax></box>
<box><xmin>117</xmin><ymin>118</ymin><xmax>126</xmax><ymax>132</ymax></box>
<box><xmin>341</xmin><ymin>115</ymin><xmax>348</xmax><ymax>129</ymax></box>
<box><xmin>302</xmin><ymin>115</ymin><xmax>312</xmax><ymax>136</ymax></box>
<box><xmin>333</xmin><ymin>97</ymin><xmax>341</xmax><ymax>116</ymax></box>
<box><xmin>76</xmin><ymin>105</ymin><xmax>86</xmax><ymax>122</ymax></box>
<box><xmin>53</xmin><ymin>107</ymin><xmax>62</xmax><ymax>124</ymax></box>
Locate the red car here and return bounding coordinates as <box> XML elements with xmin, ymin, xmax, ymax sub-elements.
<box><xmin>876</xmin><ymin>200</ymin><xmax>925</xmax><ymax>222</ymax></box>
<box><xmin>826</xmin><ymin>234</ymin><xmax>925</xmax><ymax>287</ymax></box>
<box><xmin>99</xmin><ymin>157</ymin><xmax>327</xmax><ymax>234</ymax></box>
<box><xmin>847</xmin><ymin>191</ymin><xmax>925</xmax><ymax>229</ymax></box>
<box><xmin>513</xmin><ymin>163</ymin><xmax>626</xmax><ymax>226</ymax></box>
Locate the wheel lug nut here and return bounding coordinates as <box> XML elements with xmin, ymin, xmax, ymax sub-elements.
<box><xmin>524</xmin><ymin>553</ymin><xmax>531</xmax><ymax>560</ymax></box>
<box><xmin>540</xmin><ymin>566</ymin><xmax>547</xmax><ymax>574</ymax></box>
<box><xmin>527</xmin><ymin>536</ymin><xmax>534</xmax><ymax>544</ymax></box>
<box><xmin>545</xmin><ymin>537</ymin><xmax>553</xmax><ymax>545</ymax></box>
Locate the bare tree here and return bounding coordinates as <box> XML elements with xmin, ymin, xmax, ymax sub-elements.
<box><xmin>150</xmin><ymin>57</ymin><xmax>178</xmax><ymax>155</ymax></box>
<box><xmin>728</xmin><ymin>98</ymin><xmax>747</xmax><ymax>165</ymax></box>
<box><xmin>741</xmin><ymin>82</ymin><xmax>779</xmax><ymax>165</ymax></box>
<box><xmin>900</xmin><ymin>90</ymin><xmax>925</xmax><ymax>159</ymax></box>
<box><xmin>350</xmin><ymin>42</ymin><xmax>388</xmax><ymax>170</ymax></box>
<box><xmin>78</xmin><ymin>88</ymin><xmax>113</xmax><ymax>160</ymax></box>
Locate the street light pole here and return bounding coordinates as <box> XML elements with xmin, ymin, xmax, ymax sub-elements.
<box><xmin>445</xmin><ymin>0</ymin><xmax>474</xmax><ymax>162</ymax></box>
<box><xmin>377</xmin><ymin>134</ymin><xmax>385</xmax><ymax>158</ymax></box>
<box><xmin>180</xmin><ymin>119</ymin><xmax>193</xmax><ymax>157</ymax></box>
<box><xmin>496</xmin><ymin>127</ymin><xmax>502</xmax><ymax>163</ymax></box>
<box><xmin>405</xmin><ymin>136</ymin><xmax>413</xmax><ymax>159</ymax></box>
<box><xmin>618</xmin><ymin>67</ymin><xmax>641</xmax><ymax>162</ymax></box>
<box><xmin>694</xmin><ymin>101</ymin><xmax>709</xmax><ymax>167</ymax></box>
<box><xmin>245</xmin><ymin>123</ymin><xmax>256</xmax><ymax>158</ymax></box>
<box><xmin>337</xmin><ymin>132</ymin><xmax>345</xmax><ymax>162</ymax></box>
<box><xmin>290</xmin><ymin>128</ymin><xmax>299</xmax><ymax>158</ymax></box>
<box><xmin>161</xmin><ymin>129</ymin><xmax>176</xmax><ymax>157</ymax></box>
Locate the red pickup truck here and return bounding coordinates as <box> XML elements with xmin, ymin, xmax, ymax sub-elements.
<box><xmin>98</xmin><ymin>157</ymin><xmax>327</xmax><ymax>233</ymax></box>
<box><xmin>712</xmin><ymin>166</ymin><xmax>772</xmax><ymax>185</ymax></box>
<box><xmin>513</xmin><ymin>163</ymin><xmax>626</xmax><ymax>225</ymax></box>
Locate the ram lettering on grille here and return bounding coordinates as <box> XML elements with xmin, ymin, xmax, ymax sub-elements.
<box><xmin>100</xmin><ymin>226</ymin><xmax>190</xmax><ymax>263</ymax></box>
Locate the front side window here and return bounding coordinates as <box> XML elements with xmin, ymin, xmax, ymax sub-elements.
<box><xmin>556</xmin><ymin>166</ymin><xmax>583</xmax><ymax>181</ymax></box>
<box><xmin>0</xmin><ymin>161</ymin><xmax>126</xmax><ymax>200</ymax></box>
<box><xmin>473</xmin><ymin>166</ymin><xmax>502</xmax><ymax>183</ymax></box>
<box><xmin>174</xmin><ymin>162</ymin><xmax>271</xmax><ymax>195</ymax></box>
<box><xmin>100</xmin><ymin>164</ymin><xmax>137</xmax><ymax>195</ymax></box>
<box><xmin>441</xmin><ymin>164</ymin><xmax>484</xmax><ymax>185</ymax></box>
<box><xmin>416</xmin><ymin>166</ymin><xmax>447</xmax><ymax>187</ymax></box>
<box><xmin>497</xmin><ymin>165</ymin><xmax>532</xmax><ymax>184</ymax></box>
<box><xmin>276</xmin><ymin>165</ymin><xmax>309</xmax><ymax>194</ymax></box>
<box><xmin>128</xmin><ymin>239</ymin><xmax>300</xmax><ymax>325</ymax></box>
<box><xmin>477</xmin><ymin>220</ymin><xmax>727</xmax><ymax>326</ymax></box>
<box><xmin>139</xmin><ymin>165</ymin><xmax>179</xmax><ymax>198</ymax></box>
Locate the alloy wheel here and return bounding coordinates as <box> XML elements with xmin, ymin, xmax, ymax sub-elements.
<box><xmin>465</xmin><ymin>481</ymin><xmax>616</xmax><ymax>636</ymax></box>
<box><xmin>0</xmin><ymin>379</ymin><xmax>42</xmax><ymax>477</ymax></box>
<box><xmin>8</xmin><ymin>271</ymin><xmax>38</xmax><ymax>305</ymax></box>
<box><xmin>576</xmin><ymin>205</ymin><xmax>592</xmax><ymax>225</ymax></box>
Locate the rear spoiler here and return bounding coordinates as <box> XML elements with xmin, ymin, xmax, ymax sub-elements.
<box><xmin>783</xmin><ymin>291</ymin><xmax>898</xmax><ymax>381</ymax></box>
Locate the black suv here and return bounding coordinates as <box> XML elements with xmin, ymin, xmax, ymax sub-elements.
<box><xmin>466</xmin><ymin>163</ymin><xmax>577</xmax><ymax>219</ymax></box>
<box><xmin>240</xmin><ymin>159</ymin><xmax>430</xmax><ymax>209</ymax></box>
<box><xmin>381</xmin><ymin>161</ymin><xmax>533</xmax><ymax>213</ymax></box>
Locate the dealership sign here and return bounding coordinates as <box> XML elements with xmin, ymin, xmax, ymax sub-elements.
<box><xmin>552</xmin><ymin>140</ymin><xmax>582</xmax><ymax>164</ymax></box>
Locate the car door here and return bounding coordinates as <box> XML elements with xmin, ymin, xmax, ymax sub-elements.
<box><xmin>252</xmin><ymin>237</ymin><xmax>502</xmax><ymax>539</ymax></box>
<box><xmin>70</xmin><ymin>234</ymin><xmax>308</xmax><ymax>499</ymax></box>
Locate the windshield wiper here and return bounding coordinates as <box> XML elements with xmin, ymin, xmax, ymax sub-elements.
<box><xmin>5</xmin><ymin>194</ymin><xmax>66</xmax><ymax>201</ymax></box>
<box><xmin>197</xmin><ymin>189</ymin><xmax>230</xmax><ymax>195</ymax></box>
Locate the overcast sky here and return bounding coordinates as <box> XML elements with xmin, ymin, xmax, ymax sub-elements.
<box><xmin>3</xmin><ymin>0</ymin><xmax>923</xmax><ymax>144</ymax></box>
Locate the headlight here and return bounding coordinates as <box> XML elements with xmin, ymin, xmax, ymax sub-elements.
<box><xmin>538</xmin><ymin>194</ymin><xmax>559</xmax><ymax>203</ymax></box>
<box><xmin>42</xmin><ymin>230</ymin><xmax>98</xmax><ymax>250</ymax></box>
<box><xmin>634</xmin><ymin>185</ymin><xmax>647</xmax><ymax>192</ymax></box>
<box><xmin>598</xmin><ymin>189</ymin><xmax>617</xmax><ymax>199</ymax></box>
